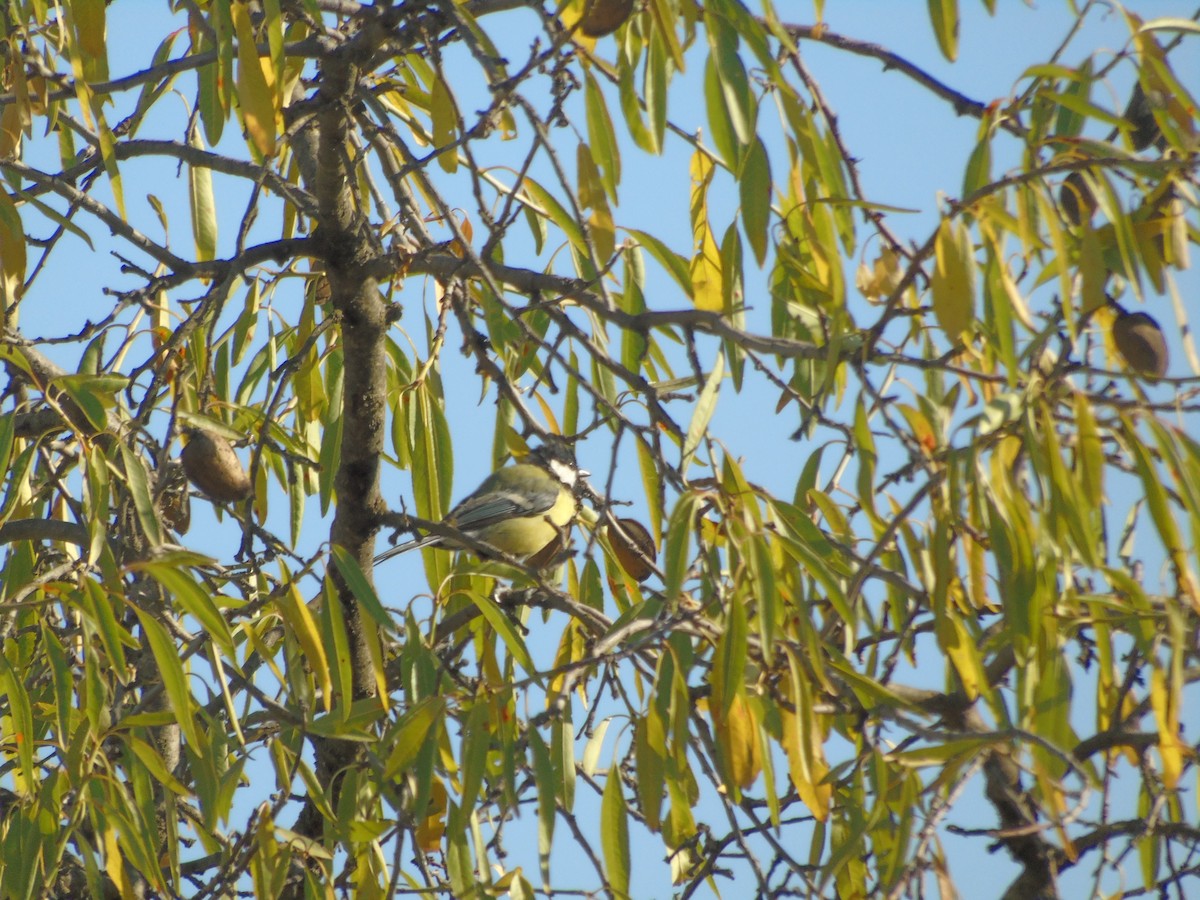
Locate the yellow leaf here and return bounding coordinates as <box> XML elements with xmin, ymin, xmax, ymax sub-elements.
<box><xmin>103</xmin><ymin>825</ymin><xmax>135</xmax><ymax>899</ymax></box>
<box><xmin>416</xmin><ymin>778</ymin><xmax>448</xmax><ymax>852</ymax></box>
<box><xmin>689</xmin><ymin>151</ymin><xmax>723</xmax><ymax>311</ymax></box>
<box><xmin>231</xmin><ymin>1</ymin><xmax>278</xmax><ymax>158</ymax></box>
<box><xmin>578</xmin><ymin>143</ymin><xmax>615</xmax><ymax>263</ymax></box>
<box><xmin>69</xmin><ymin>0</ymin><xmax>110</xmax><ymax>83</ymax></box>
<box><xmin>782</xmin><ymin>650</ymin><xmax>831</xmax><ymax>820</ymax></box>
<box><xmin>929</xmin><ymin>219</ymin><xmax>975</xmax><ymax>340</ymax></box>
<box><xmin>1150</xmin><ymin>668</ymin><xmax>1183</xmax><ymax>789</ymax></box>
<box><xmin>720</xmin><ymin>693</ymin><xmax>762</xmax><ymax>790</ymax></box>
<box><xmin>934</xmin><ymin>611</ymin><xmax>985</xmax><ymax>701</ymax></box>
<box><xmin>0</xmin><ymin>189</ymin><xmax>26</xmax><ymax>314</ymax></box>
<box><xmin>855</xmin><ymin>247</ymin><xmax>902</xmax><ymax>302</ymax></box>
<box><xmin>279</xmin><ymin>574</ymin><xmax>331</xmax><ymax>711</ymax></box>
<box><xmin>0</xmin><ymin>99</ymin><xmax>22</xmax><ymax>159</ymax></box>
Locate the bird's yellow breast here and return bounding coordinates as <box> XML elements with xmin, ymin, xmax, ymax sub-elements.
<box><xmin>482</xmin><ymin>488</ymin><xmax>576</xmax><ymax>557</ymax></box>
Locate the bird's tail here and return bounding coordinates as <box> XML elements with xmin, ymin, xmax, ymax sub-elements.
<box><xmin>373</xmin><ymin>534</ymin><xmax>440</xmax><ymax>565</ymax></box>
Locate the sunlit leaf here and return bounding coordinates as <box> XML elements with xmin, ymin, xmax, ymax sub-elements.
<box><xmin>930</xmin><ymin>219</ymin><xmax>975</xmax><ymax>341</ymax></box>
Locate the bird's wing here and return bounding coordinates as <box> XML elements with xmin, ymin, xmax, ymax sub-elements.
<box><xmin>447</xmin><ymin>483</ymin><xmax>560</xmax><ymax>535</ymax></box>
<box><xmin>374</xmin><ymin>470</ymin><xmax>563</xmax><ymax>565</ymax></box>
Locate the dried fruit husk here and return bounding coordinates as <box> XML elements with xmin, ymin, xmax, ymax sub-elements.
<box><xmin>1112</xmin><ymin>310</ymin><xmax>1169</xmax><ymax>378</ymax></box>
<box><xmin>605</xmin><ymin>517</ymin><xmax>656</xmax><ymax>582</ymax></box>
<box><xmin>580</xmin><ymin>0</ymin><xmax>634</xmax><ymax>37</ymax></box>
<box><xmin>180</xmin><ymin>429</ymin><xmax>252</xmax><ymax>502</ymax></box>
<box><xmin>1060</xmin><ymin>171</ymin><xmax>1096</xmax><ymax>227</ymax></box>
<box><xmin>1124</xmin><ymin>83</ymin><xmax>1162</xmax><ymax>151</ymax></box>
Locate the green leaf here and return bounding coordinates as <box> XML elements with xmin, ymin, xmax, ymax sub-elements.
<box><xmin>637</xmin><ymin>436</ymin><xmax>663</xmax><ymax>544</ymax></box>
<box><xmin>198</xmin><ymin>51</ymin><xmax>227</xmax><ymax>147</ymax></box>
<box><xmin>132</xmin><ymin>607</ymin><xmax>200</xmax><ymax>748</ymax></box>
<box><xmin>430</xmin><ymin>73</ymin><xmax>458</xmax><ymax>174</ymax></box>
<box><xmin>467</xmin><ymin>589</ymin><xmax>536</xmax><ymax>676</ymax></box>
<box><xmin>739</xmin><ymin>138</ymin><xmax>772</xmax><ymax>266</ymax></box>
<box><xmin>457</xmin><ymin>701</ymin><xmax>490</xmax><ymax>821</ymax></box>
<box><xmin>0</xmin><ymin>654</ymin><xmax>35</xmax><ymax>794</ymax></box>
<box><xmin>12</xmin><ymin>187</ymin><xmax>95</xmax><ymax>251</ymax></box>
<box><xmin>528</xmin><ymin>728</ymin><xmax>557</xmax><ymax>886</ymax></box>
<box><xmin>750</xmin><ymin>537</ymin><xmax>777</xmax><ymax>665</ymax></box>
<box><xmin>962</xmin><ymin>137</ymin><xmax>991</xmax><ymax>199</ymax></box>
<box><xmin>663</xmin><ymin>493</ymin><xmax>700</xmax><ymax>603</ymax></box>
<box><xmin>712</xmin><ymin>579</ymin><xmax>747</xmax><ymax>718</ymax></box>
<box><xmin>277</xmin><ymin>567</ymin><xmax>332</xmax><ymax>712</ymax></box>
<box><xmin>412</xmin><ymin>382</ymin><xmax>453</xmax><ymax>522</ymax></box>
<box><xmin>318</xmin><ymin>574</ymin><xmax>353</xmax><ymax>721</ymax></box>
<box><xmin>618</xmin><ymin>45</ymin><xmax>657</xmax><ymax>153</ymax></box>
<box><xmin>78</xmin><ymin>578</ymin><xmax>131</xmax><ymax>681</ymax></box>
<box><xmin>689</xmin><ymin>151</ymin><xmax>724</xmax><ymax>312</ymax></box>
<box><xmin>634</xmin><ymin>708</ymin><xmax>666</xmax><ymax>831</ymax></box>
<box><xmin>188</xmin><ymin>130</ymin><xmax>217</xmax><ymax>262</ymax></box>
<box><xmin>552</xmin><ymin>716</ymin><xmax>576</xmax><ymax>812</ymax></box>
<box><xmin>601</xmin><ymin>767</ymin><xmax>631</xmax><ymax>898</ymax></box>
<box><xmin>522</xmin><ymin>177</ymin><xmax>588</xmax><ymax>256</ymax></box>
<box><xmin>1053</xmin><ymin>60</ymin><xmax>1093</xmax><ymax>138</ymax></box>
<box><xmin>129</xmin><ymin>29</ymin><xmax>181</xmax><ymax>136</ymax></box>
<box><xmin>584</xmin><ymin>69</ymin><xmax>621</xmax><ymax>200</ymax></box>
<box><xmin>140</xmin><ymin>563</ymin><xmax>236</xmax><ymax>660</ymax></box>
<box><xmin>706</xmin><ymin>5</ymin><xmax>755</xmax><ymax>146</ymax></box>
<box><xmin>383</xmin><ymin>697</ymin><xmax>445</xmax><ymax>779</ymax></box>
<box><xmin>927</xmin><ymin>0</ymin><xmax>959</xmax><ymax>62</ymax></box>
<box><xmin>624</xmin><ymin>227</ymin><xmax>692</xmax><ymax>299</ymax></box>
<box><xmin>330</xmin><ymin>545</ymin><xmax>395</xmax><ymax>632</ymax></box>
<box><xmin>704</xmin><ymin>54</ymin><xmax>740</xmax><ymax>170</ymax></box>
<box><xmin>119</xmin><ymin>441</ymin><xmax>164</xmax><ymax>548</ymax></box>
<box><xmin>645</xmin><ymin>28</ymin><xmax>668</xmax><ymax>153</ymax></box>
<box><xmin>126</xmin><ymin>735</ymin><xmax>190</xmax><ymax>796</ymax></box>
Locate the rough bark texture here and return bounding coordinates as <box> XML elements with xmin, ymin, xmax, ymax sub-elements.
<box><xmin>286</xmin><ymin>37</ymin><xmax>389</xmax><ymax>868</ymax></box>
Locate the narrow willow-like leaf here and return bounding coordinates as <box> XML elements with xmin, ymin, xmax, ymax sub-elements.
<box><xmin>188</xmin><ymin>131</ymin><xmax>218</xmax><ymax>262</ymax></box>
<box><xmin>231</xmin><ymin>0</ymin><xmax>277</xmax><ymax>158</ymax></box>
<box><xmin>600</xmin><ymin>767</ymin><xmax>631</xmax><ymax>898</ymax></box>
<box><xmin>132</xmin><ymin>608</ymin><xmax>200</xmax><ymax>748</ymax></box>
<box><xmin>682</xmin><ymin>350</ymin><xmax>723</xmax><ymax>472</ymax></box>
<box><xmin>930</xmin><ymin>219</ymin><xmax>976</xmax><ymax>340</ymax></box>
<box><xmin>740</xmin><ymin>138</ymin><xmax>772</xmax><ymax>266</ymax></box>
<box><xmin>927</xmin><ymin>0</ymin><xmax>959</xmax><ymax>62</ymax></box>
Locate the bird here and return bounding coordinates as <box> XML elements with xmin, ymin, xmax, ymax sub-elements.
<box><xmin>374</xmin><ymin>448</ymin><xmax>584</xmax><ymax>566</ymax></box>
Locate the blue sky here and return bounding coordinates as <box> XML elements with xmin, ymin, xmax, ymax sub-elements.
<box><xmin>9</xmin><ymin>1</ymin><xmax>1200</xmax><ymax>896</ymax></box>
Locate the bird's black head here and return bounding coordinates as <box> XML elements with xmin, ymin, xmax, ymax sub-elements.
<box><xmin>525</xmin><ymin>440</ymin><xmax>587</xmax><ymax>488</ymax></box>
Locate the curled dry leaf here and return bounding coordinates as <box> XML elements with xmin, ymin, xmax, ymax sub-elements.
<box><xmin>1112</xmin><ymin>310</ymin><xmax>1169</xmax><ymax>379</ymax></box>
<box><xmin>580</xmin><ymin>0</ymin><xmax>634</xmax><ymax>38</ymax></box>
<box><xmin>605</xmin><ymin>517</ymin><xmax>657</xmax><ymax>582</ymax></box>
<box><xmin>180</xmin><ymin>428</ymin><xmax>253</xmax><ymax>502</ymax></box>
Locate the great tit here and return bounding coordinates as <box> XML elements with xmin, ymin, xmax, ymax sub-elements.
<box><xmin>374</xmin><ymin>452</ymin><xmax>583</xmax><ymax>565</ymax></box>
